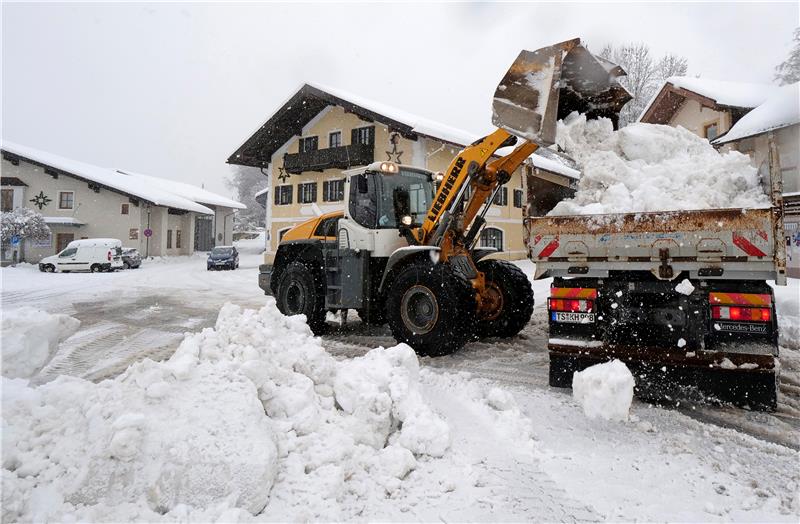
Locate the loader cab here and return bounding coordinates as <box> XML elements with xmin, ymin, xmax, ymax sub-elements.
<box><xmin>345</xmin><ymin>161</ymin><xmax>438</xmax><ymax>232</ymax></box>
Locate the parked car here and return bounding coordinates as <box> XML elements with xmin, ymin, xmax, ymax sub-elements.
<box><xmin>39</xmin><ymin>238</ymin><xmax>124</xmax><ymax>273</ymax></box>
<box><xmin>121</xmin><ymin>247</ymin><xmax>142</xmax><ymax>269</ymax></box>
<box><xmin>207</xmin><ymin>246</ymin><xmax>239</xmax><ymax>270</ymax></box>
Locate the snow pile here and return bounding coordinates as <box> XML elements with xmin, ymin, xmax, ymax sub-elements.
<box><xmin>1</xmin><ymin>307</ymin><xmax>80</xmax><ymax>378</ymax></box>
<box><xmin>572</xmin><ymin>360</ymin><xmax>635</xmax><ymax>421</ymax></box>
<box><xmin>2</xmin><ymin>300</ymin><xmax>450</xmax><ymax>521</ymax></box>
<box><xmin>675</xmin><ymin>278</ymin><xmax>695</xmax><ymax>296</ymax></box>
<box><xmin>549</xmin><ymin>113</ymin><xmax>770</xmax><ymax>216</ymax></box>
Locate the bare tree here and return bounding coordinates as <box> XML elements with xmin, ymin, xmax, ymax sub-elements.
<box><xmin>775</xmin><ymin>27</ymin><xmax>800</xmax><ymax>85</ymax></box>
<box><xmin>226</xmin><ymin>165</ymin><xmax>267</xmax><ymax>232</ymax></box>
<box><xmin>600</xmin><ymin>43</ymin><xmax>689</xmax><ymax>126</ymax></box>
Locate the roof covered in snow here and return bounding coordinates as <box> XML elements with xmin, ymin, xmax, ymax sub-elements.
<box><xmin>639</xmin><ymin>77</ymin><xmax>781</xmax><ymax>124</ymax></box>
<box><xmin>1</xmin><ymin>142</ymin><xmax>244</xmax><ymax>214</ymax></box>
<box><xmin>713</xmin><ymin>83</ymin><xmax>800</xmax><ymax>144</ymax></box>
<box><xmin>227</xmin><ymin>83</ymin><xmax>580</xmax><ymax>180</ymax></box>
<box><xmin>43</xmin><ymin>217</ymin><xmax>85</xmax><ymax>226</ymax></box>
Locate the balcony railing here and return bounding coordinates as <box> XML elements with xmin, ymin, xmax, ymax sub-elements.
<box><xmin>283</xmin><ymin>143</ymin><xmax>374</xmax><ymax>174</ymax></box>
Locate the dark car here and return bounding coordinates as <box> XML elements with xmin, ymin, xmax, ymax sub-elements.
<box><xmin>121</xmin><ymin>247</ymin><xmax>142</xmax><ymax>269</ymax></box>
<box><xmin>207</xmin><ymin>246</ymin><xmax>239</xmax><ymax>270</ymax></box>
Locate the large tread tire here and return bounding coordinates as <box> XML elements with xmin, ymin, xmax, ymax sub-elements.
<box><xmin>275</xmin><ymin>261</ymin><xmax>327</xmax><ymax>335</ymax></box>
<box><xmin>474</xmin><ymin>259</ymin><xmax>534</xmax><ymax>339</ymax></box>
<box><xmin>386</xmin><ymin>261</ymin><xmax>475</xmax><ymax>357</ymax></box>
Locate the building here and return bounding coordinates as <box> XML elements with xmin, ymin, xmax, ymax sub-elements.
<box><xmin>712</xmin><ymin>83</ymin><xmax>800</xmax><ymax>278</ymax></box>
<box><xmin>228</xmin><ymin>83</ymin><xmax>579</xmax><ymax>261</ymax></box>
<box><xmin>640</xmin><ymin>78</ymin><xmax>800</xmax><ymax>278</ymax></box>
<box><xmin>639</xmin><ymin>76</ymin><xmax>780</xmax><ymax>141</ymax></box>
<box><xmin>1</xmin><ymin>142</ymin><xmax>245</xmax><ymax>263</ymax></box>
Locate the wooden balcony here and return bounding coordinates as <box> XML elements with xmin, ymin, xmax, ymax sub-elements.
<box><xmin>283</xmin><ymin>143</ymin><xmax>374</xmax><ymax>174</ymax></box>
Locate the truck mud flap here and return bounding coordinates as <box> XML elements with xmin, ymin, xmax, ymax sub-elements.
<box><xmin>259</xmin><ymin>264</ymin><xmax>273</xmax><ymax>296</ymax></box>
<box><xmin>549</xmin><ymin>352</ymin><xmax>777</xmax><ymax>412</ymax></box>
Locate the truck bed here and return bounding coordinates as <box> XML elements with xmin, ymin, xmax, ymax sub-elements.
<box><xmin>525</xmin><ymin>207</ymin><xmax>786</xmax><ymax>282</ymax></box>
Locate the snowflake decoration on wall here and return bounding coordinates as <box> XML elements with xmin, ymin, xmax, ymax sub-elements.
<box><xmin>29</xmin><ymin>191</ymin><xmax>52</xmax><ymax>210</ymax></box>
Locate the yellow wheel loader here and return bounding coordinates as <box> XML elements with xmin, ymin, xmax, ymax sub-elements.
<box><xmin>260</xmin><ymin>38</ymin><xmax>631</xmax><ymax>355</ymax></box>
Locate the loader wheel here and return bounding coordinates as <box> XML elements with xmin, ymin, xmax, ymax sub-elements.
<box><xmin>474</xmin><ymin>260</ymin><xmax>534</xmax><ymax>339</ymax></box>
<box><xmin>276</xmin><ymin>261</ymin><xmax>327</xmax><ymax>334</ymax></box>
<box><xmin>386</xmin><ymin>261</ymin><xmax>475</xmax><ymax>357</ymax></box>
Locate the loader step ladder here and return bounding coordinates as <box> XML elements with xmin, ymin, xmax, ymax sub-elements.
<box><xmin>324</xmin><ymin>228</ymin><xmax>348</xmax><ymax>309</ymax></box>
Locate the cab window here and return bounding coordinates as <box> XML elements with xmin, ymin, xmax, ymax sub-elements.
<box><xmin>59</xmin><ymin>247</ymin><xmax>78</xmax><ymax>258</ymax></box>
<box><xmin>314</xmin><ymin>216</ymin><xmax>339</xmax><ymax>238</ymax></box>
<box><xmin>349</xmin><ymin>174</ymin><xmax>377</xmax><ymax>229</ymax></box>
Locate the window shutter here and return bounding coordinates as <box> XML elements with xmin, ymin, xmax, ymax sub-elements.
<box><xmin>351</xmin><ymin>128</ymin><xmax>359</xmax><ymax>145</ymax></box>
<box><xmin>287</xmin><ymin>185</ymin><xmax>293</xmax><ymax>204</ymax></box>
<box><xmin>311</xmin><ymin>182</ymin><xmax>317</xmax><ymax>202</ymax></box>
<box><xmin>367</xmin><ymin>126</ymin><xmax>375</xmax><ymax>145</ymax></box>
<box><xmin>323</xmin><ymin>181</ymin><xmax>329</xmax><ymax>202</ymax></box>
<box><xmin>274</xmin><ymin>187</ymin><xmax>280</xmax><ymax>205</ymax></box>
<box><xmin>338</xmin><ymin>178</ymin><xmax>345</xmax><ymax>201</ymax></box>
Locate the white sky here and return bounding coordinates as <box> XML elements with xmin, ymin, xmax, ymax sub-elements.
<box><xmin>2</xmin><ymin>2</ymin><xmax>798</xmax><ymax>197</ymax></box>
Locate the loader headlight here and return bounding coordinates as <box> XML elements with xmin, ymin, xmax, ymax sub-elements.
<box><xmin>401</xmin><ymin>215</ymin><xmax>413</xmax><ymax>226</ymax></box>
<box><xmin>379</xmin><ymin>162</ymin><xmax>399</xmax><ymax>173</ymax></box>
<box><xmin>433</xmin><ymin>172</ymin><xmax>444</xmax><ymax>182</ymax></box>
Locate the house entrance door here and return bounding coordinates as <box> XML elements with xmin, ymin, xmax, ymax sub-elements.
<box><xmin>56</xmin><ymin>233</ymin><xmax>74</xmax><ymax>253</ymax></box>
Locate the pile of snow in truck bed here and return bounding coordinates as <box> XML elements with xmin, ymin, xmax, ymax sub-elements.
<box><xmin>2</xmin><ymin>301</ymin><xmax>450</xmax><ymax>522</ymax></box>
<box><xmin>548</xmin><ymin>112</ymin><xmax>771</xmax><ymax>216</ymax></box>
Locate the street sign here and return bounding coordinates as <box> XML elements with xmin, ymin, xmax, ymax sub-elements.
<box><xmin>10</xmin><ymin>235</ymin><xmax>20</xmax><ymax>246</ymax></box>
<box><xmin>143</xmin><ymin>228</ymin><xmax>153</xmax><ymax>238</ymax></box>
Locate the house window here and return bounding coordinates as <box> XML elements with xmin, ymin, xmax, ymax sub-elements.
<box><xmin>1</xmin><ymin>189</ymin><xmax>13</xmax><ymax>211</ymax></box>
<box><xmin>352</xmin><ymin>126</ymin><xmax>375</xmax><ymax>146</ymax></box>
<box><xmin>329</xmin><ymin>131</ymin><xmax>342</xmax><ymax>148</ymax></box>
<box><xmin>129</xmin><ymin>228</ymin><xmax>139</xmax><ymax>240</ymax></box>
<box><xmin>58</xmin><ymin>191</ymin><xmax>74</xmax><ymax>209</ymax></box>
<box><xmin>323</xmin><ymin>179</ymin><xmax>345</xmax><ymax>202</ymax></box>
<box><xmin>121</xmin><ymin>203</ymin><xmax>130</xmax><ymax>215</ymax></box>
<box><xmin>176</xmin><ymin>230</ymin><xmax>182</xmax><ymax>249</ymax></box>
<box><xmin>513</xmin><ymin>189</ymin><xmax>524</xmax><ymax>208</ymax></box>
<box><xmin>167</xmin><ymin>230</ymin><xmax>173</xmax><ymax>249</ymax></box>
<box><xmin>299</xmin><ymin>136</ymin><xmax>318</xmax><ymax>153</ymax></box>
<box><xmin>704</xmin><ymin>122</ymin><xmax>719</xmax><ymax>140</ymax></box>
<box><xmin>298</xmin><ymin>182</ymin><xmax>317</xmax><ymax>204</ymax></box>
<box><xmin>480</xmin><ymin>227</ymin><xmax>504</xmax><ymax>251</ymax></box>
<box><xmin>492</xmin><ymin>187</ymin><xmax>508</xmax><ymax>207</ymax></box>
<box><xmin>274</xmin><ymin>185</ymin><xmax>293</xmax><ymax>205</ymax></box>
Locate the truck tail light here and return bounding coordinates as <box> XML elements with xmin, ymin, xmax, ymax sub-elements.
<box><xmin>107</xmin><ymin>250</ymin><xmax>112</xmax><ymax>261</ymax></box>
<box><xmin>711</xmin><ymin>306</ymin><xmax>771</xmax><ymax>322</ymax></box>
<box><xmin>548</xmin><ymin>298</ymin><xmax>594</xmax><ymax>313</ymax></box>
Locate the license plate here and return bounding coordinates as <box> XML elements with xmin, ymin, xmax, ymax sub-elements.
<box><xmin>716</xmin><ymin>322</ymin><xmax>768</xmax><ymax>334</ymax></box>
<box><xmin>552</xmin><ymin>312</ymin><xmax>595</xmax><ymax>323</ymax></box>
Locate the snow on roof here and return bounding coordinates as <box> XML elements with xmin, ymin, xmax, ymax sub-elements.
<box><xmin>308</xmin><ymin>82</ymin><xmax>479</xmax><ymax>148</ymax></box>
<box><xmin>1</xmin><ymin>142</ymin><xmax>243</xmax><ymax>214</ymax></box>
<box><xmin>116</xmin><ymin>171</ymin><xmax>245</xmax><ymax>210</ymax></box>
<box><xmin>713</xmin><ymin>83</ymin><xmax>800</xmax><ymax>145</ymax></box>
<box><xmin>309</xmin><ymin>83</ymin><xmax>580</xmax><ymax>179</ymax></box>
<box><xmin>639</xmin><ymin>77</ymin><xmax>781</xmax><ymax>123</ymax></box>
<box><xmin>254</xmin><ymin>187</ymin><xmax>269</xmax><ymax>198</ymax></box>
<box><xmin>43</xmin><ymin>217</ymin><xmax>85</xmax><ymax>225</ymax></box>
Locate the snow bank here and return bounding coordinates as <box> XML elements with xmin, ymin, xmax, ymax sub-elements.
<box><xmin>2</xmin><ymin>300</ymin><xmax>450</xmax><ymax>521</ymax></box>
<box><xmin>572</xmin><ymin>360</ymin><xmax>635</xmax><ymax>422</ymax></box>
<box><xmin>1</xmin><ymin>307</ymin><xmax>80</xmax><ymax>378</ymax></box>
<box><xmin>549</xmin><ymin>113</ymin><xmax>770</xmax><ymax>216</ymax></box>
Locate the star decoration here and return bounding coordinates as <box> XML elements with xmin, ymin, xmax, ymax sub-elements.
<box><xmin>386</xmin><ymin>133</ymin><xmax>404</xmax><ymax>164</ymax></box>
<box><xmin>278</xmin><ymin>166</ymin><xmax>290</xmax><ymax>183</ymax></box>
<box><xmin>30</xmin><ymin>191</ymin><xmax>52</xmax><ymax>210</ymax></box>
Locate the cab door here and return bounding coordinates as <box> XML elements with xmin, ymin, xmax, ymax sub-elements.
<box><xmin>55</xmin><ymin>247</ymin><xmax>79</xmax><ymax>271</ymax></box>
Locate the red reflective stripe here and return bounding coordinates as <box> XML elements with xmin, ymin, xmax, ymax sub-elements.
<box><xmin>732</xmin><ymin>232</ymin><xmax>767</xmax><ymax>257</ymax></box>
<box><xmin>551</xmin><ymin>287</ymin><xmax>598</xmax><ymax>299</ymax></box>
<box><xmin>538</xmin><ymin>238</ymin><xmax>560</xmax><ymax>258</ymax></box>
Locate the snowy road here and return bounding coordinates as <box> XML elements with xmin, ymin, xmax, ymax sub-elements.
<box><xmin>2</xmin><ymin>241</ymin><xmax>799</xmax><ymax>521</ymax></box>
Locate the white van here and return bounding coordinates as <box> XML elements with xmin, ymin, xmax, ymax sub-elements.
<box><xmin>38</xmin><ymin>238</ymin><xmax>124</xmax><ymax>273</ymax></box>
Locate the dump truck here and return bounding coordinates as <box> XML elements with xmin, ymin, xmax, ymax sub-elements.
<box><xmin>260</xmin><ymin>38</ymin><xmax>631</xmax><ymax>355</ymax></box>
<box><xmin>527</xmin><ymin>135</ymin><xmax>787</xmax><ymax>410</ymax></box>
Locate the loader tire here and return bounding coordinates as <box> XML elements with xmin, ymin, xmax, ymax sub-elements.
<box><xmin>275</xmin><ymin>261</ymin><xmax>327</xmax><ymax>334</ymax></box>
<box><xmin>386</xmin><ymin>261</ymin><xmax>475</xmax><ymax>357</ymax></box>
<box><xmin>474</xmin><ymin>260</ymin><xmax>534</xmax><ymax>339</ymax></box>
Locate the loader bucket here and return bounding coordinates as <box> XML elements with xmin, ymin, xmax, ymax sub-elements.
<box><xmin>492</xmin><ymin>38</ymin><xmax>632</xmax><ymax>146</ymax></box>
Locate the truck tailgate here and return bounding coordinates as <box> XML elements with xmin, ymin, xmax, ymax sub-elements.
<box><xmin>525</xmin><ymin>208</ymin><xmax>782</xmax><ymax>281</ymax></box>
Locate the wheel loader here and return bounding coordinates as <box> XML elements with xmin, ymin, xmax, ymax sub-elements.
<box><xmin>260</xmin><ymin>38</ymin><xmax>631</xmax><ymax>355</ymax></box>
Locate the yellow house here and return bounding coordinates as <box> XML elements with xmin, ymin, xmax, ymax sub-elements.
<box><xmin>228</xmin><ymin>83</ymin><xmax>580</xmax><ymax>261</ymax></box>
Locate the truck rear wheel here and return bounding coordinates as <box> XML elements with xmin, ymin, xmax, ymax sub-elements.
<box><xmin>386</xmin><ymin>262</ymin><xmax>474</xmax><ymax>356</ymax></box>
<box><xmin>275</xmin><ymin>261</ymin><xmax>327</xmax><ymax>334</ymax></box>
<box><xmin>474</xmin><ymin>260</ymin><xmax>534</xmax><ymax>339</ymax></box>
